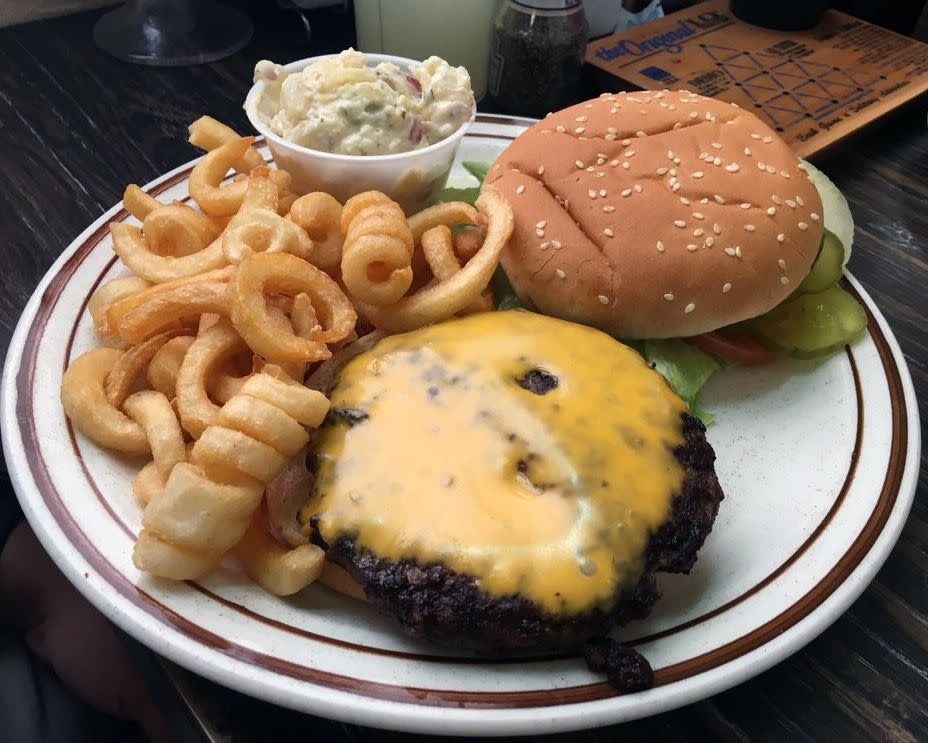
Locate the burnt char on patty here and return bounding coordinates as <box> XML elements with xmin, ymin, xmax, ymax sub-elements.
<box><xmin>310</xmin><ymin>413</ymin><xmax>723</xmax><ymax>653</ymax></box>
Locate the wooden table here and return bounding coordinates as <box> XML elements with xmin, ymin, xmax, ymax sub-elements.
<box><xmin>0</xmin><ymin>4</ymin><xmax>925</xmax><ymax>741</ymax></box>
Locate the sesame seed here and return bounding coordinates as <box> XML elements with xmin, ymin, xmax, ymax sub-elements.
<box><xmin>610</xmin><ymin>108</ymin><xmax>618</xmax><ymax>114</ymax></box>
<box><xmin>636</xmin><ymin>130</ymin><xmax>646</xmax><ymax>138</ymax></box>
<box><xmin>713</xmin><ymin>156</ymin><xmax>722</xmax><ymax>166</ymax></box>
<box><xmin>672</xmin><ymin>183</ymin><xmax>680</xmax><ymax>191</ymax></box>
<box><xmin>765</xmin><ymin>165</ymin><xmax>776</xmax><ymax>174</ymax></box>
<box><xmin>699</xmin><ymin>151</ymin><xmax>709</xmax><ymax>160</ymax></box>
<box><xmin>634</xmin><ymin>184</ymin><xmax>642</xmax><ymax>193</ymax></box>
<box><xmin>673</xmin><ymin>122</ymin><xmax>683</xmax><ymax>130</ymax></box>
<box><xmin>705</xmin><ymin>112</ymin><xmax>713</xmax><ymax>120</ymax></box>
<box><xmin>537</xmin><ymin>165</ymin><xmax>544</xmax><ymax>175</ymax></box>
<box><xmin>724</xmin><ymin>247</ymin><xmax>736</xmax><ymax>256</ymax></box>
<box><xmin>585</xmin><ymin>103</ymin><xmax>593</xmax><ymax>109</ymax></box>
<box><xmin>656</xmin><ymin>167</ymin><xmax>669</xmax><ymax>176</ymax></box>
<box><xmin>576</xmin><ymin>160</ymin><xmax>584</xmax><ymax>169</ymax></box>
<box><xmin>596</xmin><ymin>171</ymin><xmax>606</xmax><ymax>177</ymax></box>
<box><xmin>772</xmin><ymin>195</ymin><xmax>782</xmax><ymax>204</ymax></box>
<box><xmin>684</xmin><ymin>302</ymin><xmax>695</xmax><ymax>314</ymax></box>
<box><xmin>663</xmin><ymin>293</ymin><xmax>674</xmax><ymax>301</ymax></box>
<box><xmin>539</xmin><ymin>242</ymin><xmax>549</xmax><ymax>249</ymax></box>
<box><xmin>611</xmin><ymin>159</ymin><xmax>620</xmax><ymax>167</ymax></box>
<box><xmin>603</xmin><ymin>205</ymin><xmax>615</xmax><ymax>213</ymax></box>
<box><xmin>706</xmin><ymin>237</ymin><xmax>715</xmax><ymax>247</ymax></box>
<box><xmin>701</xmin><ymin>197</ymin><xmax>709</xmax><ymax>204</ymax></box>
<box><xmin>689</xmin><ymin>111</ymin><xmax>698</xmax><ymax>118</ymax></box>
<box><xmin>604</xmin><ymin>133</ymin><xmax>617</xmax><ymax>141</ymax></box>
<box><xmin>607</xmin><ymin>127</ymin><xmax>617</xmax><ymax>133</ymax></box>
<box><xmin>656</xmin><ymin>240</ymin><xmax>665</xmax><ymax>252</ymax></box>
<box><xmin>621</xmin><ymin>188</ymin><xmax>632</xmax><ymax>197</ymax></box>
<box><xmin>621</xmin><ymin>162</ymin><xmax>630</xmax><ymax>170</ymax></box>
<box><xmin>621</xmin><ymin>138</ymin><xmax>632</xmax><ymax>145</ymax></box>
<box><xmin>670</xmin><ymin>168</ymin><xmax>678</xmax><ymax>176</ymax></box>
<box><xmin>624</xmin><ymin>149</ymin><xmax>635</xmax><ymax>157</ymax></box>
<box><xmin>725</xmin><ymin>163</ymin><xmax>740</xmax><ymax>173</ymax></box>
<box><xmin>693</xmin><ymin>171</ymin><xmax>704</xmax><ymax>179</ymax></box>
<box><xmin>781</xmin><ymin>171</ymin><xmax>791</xmax><ymax>178</ymax></box>
<box><xmin>751</xmin><ymin>133</ymin><xmax>761</xmax><ymax>140</ymax></box>
<box><xmin>575</xmin><ymin>127</ymin><xmax>585</xmax><ymax>134</ymax></box>
<box><xmin>767</xmin><ymin>207</ymin><xmax>776</xmax><ymax>216</ymax></box>
<box><xmin>586</xmin><ymin>166</ymin><xmax>595</xmax><ymax>172</ymax></box>
<box><xmin>599</xmin><ymin>189</ymin><xmax>608</xmax><ymax>197</ymax></box>
<box><xmin>811</xmin><ymin>212</ymin><xmax>820</xmax><ymax>221</ymax></box>
<box><xmin>796</xmin><ymin>195</ymin><xmax>805</xmax><ymax>206</ymax></box>
<box><xmin>712</xmin><ymin>142</ymin><xmax>722</xmax><ymax>149</ymax></box>
<box><xmin>722</xmin><ymin>282</ymin><xmax>732</xmax><ymax>293</ymax></box>
<box><xmin>763</xmin><ymin>136</ymin><xmax>773</xmax><ymax>143</ymax></box>
<box><xmin>516</xmin><ymin>185</ymin><xmax>525</xmax><ymax>194</ymax></box>
<box><xmin>745</xmin><ymin>224</ymin><xmax>756</xmax><ymax>232</ymax></box>
<box><xmin>781</xmin><ymin>276</ymin><xmax>789</xmax><ymax>285</ymax></box>
<box><xmin>588</xmin><ymin>189</ymin><xmax>597</xmax><ymax>199</ymax></box>
<box><xmin>778</xmin><ymin>259</ymin><xmax>787</xmax><ymax>270</ymax></box>
<box><xmin>598</xmin><ymin>294</ymin><xmax>609</xmax><ymax>305</ymax></box>
<box><xmin>576</xmin><ymin>115</ymin><xmax>588</xmax><ymax>122</ymax></box>
<box><xmin>714</xmin><ymin>194</ymin><xmax>726</xmax><ymax>204</ymax></box>
<box><xmin>551</xmin><ymin>240</ymin><xmax>562</xmax><ymax>249</ymax></box>
<box><xmin>757</xmin><ymin>161</ymin><xmax>766</xmax><ymax>171</ymax></box>
<box><xmin>785</xmin><ymin>199</ymin><xmax>796</xmax><ymax>208</ymax></box>
<box><xmin>673</xmin><ymin>157</ymin><xmax>681</xmax><ymax>164</ymax></box>
<box><xmin>674</xmin><ymin>220</ymin><xmax>686</xmax><ymax>228</ymax></box>
<box><xmin>536</xmin><ymin>229</ymin><xmax>544</xmax><ymax>238</ymax></box>
<box><xmin>798</xmin><ymin>222</ymin><xmax>808</xmax><ymax>230</ymax></box>
<box><xmin>735</xmin><ymin>246</ymin><xmax>743</xmax><ymax>257</ymax></box>
<box><xmin>680</xmin><ymin>197</ymin><xmax>691</xmax><ymax>205</ymax></box>
<box><xmin>694</xmin><ymin>228</ymin><xmax>704</xmax><ymax>237</ymax></box>
<box><xmin>669</xmin><ymin>177</ymin><xmax>678</xmax><ymax>186</ymax></box>
<box><xmin>687</xmin><ymin>244</ymin><xmax>698</xmax><ymax>252</ymax></box>
<box><xmin>693</xmin><ymin>212</ymin><xmax>705</xmax><ymax>220</ymax></box>
<box><xmin>536</xmin><ymin>220</ymin><xmax>547</xmax><ymax>229</ymax></box>
<box><xmin>777</xmin><ymin>233</ymin><xmax>785</xmax><ymax>242</ymax></box>
<box><xmin>597</xmin><ymin>157</ymin><xmax>606</xmax><ymax>165</ymax></box>
<box><xmin>556</xmin><ymin>125</ymin><xmax>566</xmax><ymax>132</ymax></box>
<box><xmin>556</xmin><ymin>269</ymin><xmax>566</xmax><ymax>279</ymax></box>
<box><xmin>603</xmin><ymin>228</ymin><xmax>614</xmax><ymax>237</ymax></box>
<box><xmin>744</xmin><ymin>147</ymin><xmax>752</xmax><ymax>156</ymax></box>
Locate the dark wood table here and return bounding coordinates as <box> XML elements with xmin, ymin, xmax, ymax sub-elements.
<box><xmin>1</xmin><ymin>4</ymin><xmax>925</xmax><ymax>741</ymax></box>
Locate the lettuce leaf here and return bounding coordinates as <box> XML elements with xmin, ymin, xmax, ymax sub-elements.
<box><xmin>463</xmin><ymin>161</ymin><xmax>490</xmax><ymax>183</ymax></box>
<box><xmin>491</xmin><ymin>265</ymin><xmax>522</xmax><ymax>310</ymax></box>
<box><xmin>430</xmin><ymin>160</ymin><xmax>491</xmax><ymax>206</ymax></box>
<box><xmin>643</xmin><ymin>339</ymin><xmax>723</xmax><ymax>424</ymax></box>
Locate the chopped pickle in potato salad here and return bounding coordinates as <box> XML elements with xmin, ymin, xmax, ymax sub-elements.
<box><xmin>253</xmin><ymin>49</ymin><xmax>474</xmax><ymax>156</ymax></box>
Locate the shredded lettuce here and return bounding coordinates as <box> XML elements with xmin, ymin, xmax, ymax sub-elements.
<box><xmin>643</xmin><ymin>339</ymin><xmax>723</xmax><ymax>424</ymax></box>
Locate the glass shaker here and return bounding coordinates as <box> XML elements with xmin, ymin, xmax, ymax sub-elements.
<box><xmin>487</xmin><ymin>0</ymin><xmax>589</xmax><ymax>118</ymax></box>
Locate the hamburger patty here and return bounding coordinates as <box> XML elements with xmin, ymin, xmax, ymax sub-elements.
<box><xmin>309</xmin><ymin>412</ymin><xmax>723</xmax><ymax>653</ymax></box>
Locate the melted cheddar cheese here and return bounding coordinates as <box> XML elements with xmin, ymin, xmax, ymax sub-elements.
<box><xmin>301</xmin><ymin>310</ymin><xmax>687</xmax><ymax>614</ymax></box>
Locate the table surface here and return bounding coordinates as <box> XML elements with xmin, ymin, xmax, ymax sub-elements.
<box><xmin>1</xmin><ymin>4</ymin><xmax>926</xmax><ymax>742</ymax></box>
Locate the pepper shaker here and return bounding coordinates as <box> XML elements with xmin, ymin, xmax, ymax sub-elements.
<box><xmin>487</xmin><ymin>0</ymin><xmax>589</xmax><ymax>118</ymax></box>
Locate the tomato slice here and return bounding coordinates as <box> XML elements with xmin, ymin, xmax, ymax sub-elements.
<box><xmin>684</xmin><ymin>331</ymin><xmax>777</xmax><ymax>366</ymax></box>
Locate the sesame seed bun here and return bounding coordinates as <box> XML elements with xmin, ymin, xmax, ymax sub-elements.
<box><xmin>483</xmin><ymin>90</ymin><xmax>824</xmax><ymax>338</ymax></box>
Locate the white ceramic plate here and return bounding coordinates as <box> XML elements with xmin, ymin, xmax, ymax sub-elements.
<box><xmin>1</xmin><ymin>116</ymin><xmax>921</xmax><ymax>736</ymax></box>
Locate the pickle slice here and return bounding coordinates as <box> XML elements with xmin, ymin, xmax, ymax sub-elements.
<box><xmin>752</xmin><ymin>286</ymin><xmax>868</xmax><ymax>359</ymax></box>
<box><xmin>794</xmin><ymin>229</ymin><xmax>844</xmax><ymax>296</ymax></box>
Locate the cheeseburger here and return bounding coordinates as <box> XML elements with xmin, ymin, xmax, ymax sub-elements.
<box><xmin>299</xmin><ymin>311</ymin><xmax>724</xmax><ymax>690</ymax></box>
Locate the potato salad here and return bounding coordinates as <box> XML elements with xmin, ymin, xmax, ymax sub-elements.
<box><xmin>252</xmin><ymin>49</ymin><xmax>474</xmax><ymax>156</ymax></box>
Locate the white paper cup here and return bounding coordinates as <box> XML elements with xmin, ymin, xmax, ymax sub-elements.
<box><xmin>244</xmin><ymin>53</ymin><xmax>476</xmax><ymax>214</ymax></box>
